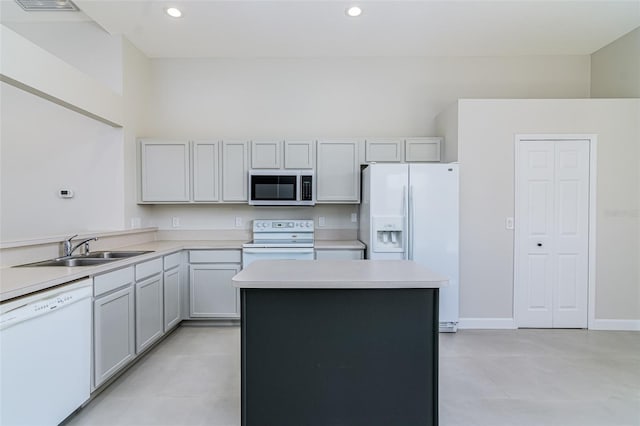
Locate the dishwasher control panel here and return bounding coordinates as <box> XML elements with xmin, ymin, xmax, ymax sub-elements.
<box><xmin>0</xmin><ymin>280</ymin><xmax>92</xmax><ymax>329</ymax></box>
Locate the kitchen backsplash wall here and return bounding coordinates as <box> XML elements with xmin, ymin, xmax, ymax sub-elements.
<box><xmin>144</xmin><ymin>204</ymin><xmax>359</xmax><ymax>232</ymax></box>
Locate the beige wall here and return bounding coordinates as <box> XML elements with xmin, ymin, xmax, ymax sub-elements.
<box><xmin>146</xmin><ymin>56</ymin><xmax>589</xmax><ymax>138</ymax></box>
<box><xmin>435</xmin><ymin>102</ymin><xmax>459</xmax><ymax>163</ymax></box>
<box><xmin>122</xmin><ymin>39</ymin><xmax>153</xmax><ymax>230</ymax></box>
<box><xmin>591</xmin><ymin>27</ymin><xmax>640</xmax><ymax>98</ymax></box>
<box><xmin>0</xmin><ymin>23</ymin><xmax>130</xmax><ymax>242</ymax></box>
<box><xmin>0</xmin><ymin>82</ymin><xmax>125</xmax><ymax>240</ymax></box>
<box><xmin>454</xmin><ymin>99</ymin><xmax>639</xmax><ymax>321</ymax></box>
<box><xmin>1</xmin><ymin>21</ymin><xmax>123</xmax><ymax>94</ymax></box>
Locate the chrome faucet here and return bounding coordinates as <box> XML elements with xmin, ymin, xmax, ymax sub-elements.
<box><xmin>63</xmin><ymin>235</ymin><xmax>98</xmax><ymax>257</ymax></box>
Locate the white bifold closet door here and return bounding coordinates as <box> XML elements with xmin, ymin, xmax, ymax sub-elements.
<box><xmin>516</xmin><ymin>140</ymin><xmax>590</xmax><ymax>328</ymax></box>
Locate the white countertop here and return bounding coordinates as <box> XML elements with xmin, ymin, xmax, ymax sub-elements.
<box><xmin>0</xmin><ymin>240</ymin><xmax>246</xmax><ymax>302</ymax></box>
<box><xmin>232</xmin><ymin>260</ymin><xmax>448</xmax><ymax>289</ymax></box>
<box><xmin>0</xmin><ymin>239</ymin><xmax>365</xmax><ymax>302</ymax></box>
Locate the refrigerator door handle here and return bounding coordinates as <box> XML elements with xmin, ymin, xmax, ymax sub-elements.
<box><xmin>403</xmin><ymin>185</ymin><xmax>408</xmax><ymax>260</ymax></box>
<box><xmin>409</xmin><ymin>185</ymin><xmax>414</xmax><ymax>260</ymax></box>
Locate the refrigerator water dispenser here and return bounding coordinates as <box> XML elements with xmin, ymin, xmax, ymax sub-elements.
<box><xmin>372</xmin><ymin>216</ymin><xmax>404</xmax><ymax>253</ymax></box>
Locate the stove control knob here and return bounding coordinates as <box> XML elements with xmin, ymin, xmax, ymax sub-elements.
<box><xmin>288</xmin><ymin>222</ymin><xmax>294</xmax><ymax>227</ymax></box>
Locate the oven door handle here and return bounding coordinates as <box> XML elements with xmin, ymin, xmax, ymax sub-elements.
<box><xmin>242</xmin><ymin>248</ymin><xmax>315</xmax><ymax>254</ymax></box>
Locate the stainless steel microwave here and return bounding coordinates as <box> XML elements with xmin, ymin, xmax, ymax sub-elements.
<box><xmin>248</xmin><ymin>170</ymin><xmax>315</xmax><ymax>206</ymax></box>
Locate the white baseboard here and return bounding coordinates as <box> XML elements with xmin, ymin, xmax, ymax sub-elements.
<box><xmin>457</xmin><ymin>318</ymin><xmax>516</xmax><ymax>329</ymax></box>
<box><xmin>457</xmin><ymin>318</ymin><xmax>640</xmax><ymax>331</ymax></box>
<box><xmin>590</xmin><ymin>319</ymin><xmax>640</xmax><ymax>331</ymax></box>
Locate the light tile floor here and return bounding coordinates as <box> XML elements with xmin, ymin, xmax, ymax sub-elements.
<box><xmin>67</xmin><ymin>326</ymin><xmax>640</xmax><ymax>426</ymax></box>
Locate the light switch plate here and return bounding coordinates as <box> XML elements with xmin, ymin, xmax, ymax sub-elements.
<box><xmin>131</xmin><ymin>217</ymin><xmax>141</xmax><ymax>228</ymax></box>
<box><xmin>318</xmin><ymin>216</ymin><xmax>326</xmax><ymax>227</ymax></box>
<box><xmin>506</xmin><ymin>217</ymin><xmax>514</xmax><ymax>230</ymax></box>
<box><xmin>58</xmin><ymin>189</ymin><xmax>74</xmax><ymax>198</ymax></box>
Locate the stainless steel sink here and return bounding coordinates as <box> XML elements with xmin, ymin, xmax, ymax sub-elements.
<box><xmin>16</xmin><ymin>257</ymin><xmax>117</xmax><ymax>267</ymax></box>
<box><xmin>14</xmin><ymin>251</ymin><xmax>153</xmax><ymax>267</ymax></box>
<box><xmin>84</xmin><ymin>250</ymin><xmax>153</xmax><ymax>259</ymax></box>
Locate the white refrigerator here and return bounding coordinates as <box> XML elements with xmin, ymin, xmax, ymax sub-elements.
<box><xmin>359</xmin><ymin>163</ymin><xmax>459</xmax><ymax>331</ymax></box>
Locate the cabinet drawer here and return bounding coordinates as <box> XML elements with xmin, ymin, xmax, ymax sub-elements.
<box><xmin>163</xmin><ymin>252</ymin><xmax>181</xmax><ymax>271</ymax></box>
<box><xmin>189</xmin><ymin>250</ymin><xmax>241</xmax><ymax>264</ymax></box>
<box><xmin>94</xmin><ymin>266</ymin><xmax>134</xmax><ymax>297</ymax></box>
<box><xmin>315</xmin><ymin>250</ymin><xmax>364</xmax><ymax>260</ymax></box>
<box><xmin>135</xmin><ymin>258</ymin><xmax>163</xmax><ymax>281</ymax></box>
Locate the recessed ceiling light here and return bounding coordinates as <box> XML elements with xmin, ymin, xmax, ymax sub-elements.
<box><xmin>165</xmin><ymin>7</ymin><xmax>182</xmax><ymax>18</ymax></box>
<box><xmin>346</xmin><ymin>6</ymin><xmax>362</xmax><ymax>17</ymax></box>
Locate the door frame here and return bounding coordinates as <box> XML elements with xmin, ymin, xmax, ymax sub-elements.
<box><xmin>513</xmin><ymin>134</ymin><xmax>598</xmax><ymax>329</ymax></box>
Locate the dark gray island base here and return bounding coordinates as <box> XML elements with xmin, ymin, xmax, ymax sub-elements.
<box><xmin>233</xmin><ymin>260</ymin><xmax>448</xmax><ymax>426</ymax></box>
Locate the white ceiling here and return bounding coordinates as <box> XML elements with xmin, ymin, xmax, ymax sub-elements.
<box><xmin>3</xmin><ymin>0</ymin><xmax>640</xmax><ymax>58</ymax></box>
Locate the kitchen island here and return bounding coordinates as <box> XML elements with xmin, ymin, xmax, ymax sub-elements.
<box><xmin>232</xmin><ymin>259</ymin><xmax>448</xmax><ymax>426</ymax></box>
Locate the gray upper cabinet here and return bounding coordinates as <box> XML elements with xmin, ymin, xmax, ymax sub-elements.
<box><xmin>222</xmin><ymin>140</ymin><xmax>249</xmax><ymax>202</ymax></box>
<box><xmin>192</xmin><ymin>140</ymin><xmax>220</xmax><ymax>202</ymax></box>
<box><xmin>365</xmin><ymin>139</ymin><xmax>403</xmax><ymax>162</ymax></box>
<box><xmin>284</xmin><ymin>140</ymin><xmax>315</xmax><ymax>169</ymax></box>
<box><xmin>316</xmin><ymin>139</ymin><xmax>360</xmax><ymax>203</ymax></box>
<box><xmin>251</xmin><ymin>140</ymin><xmax>281</xmax><ymax>169</ymax></box>
<box><xmin>139</xmin><ymin>139</ymin><xmax>190</xmax><ymax>202</ymax></box>
<box><xmin>404</xmin><ymin>137</ymin><xmax>442</xmax><ymax>162</ymax></box>
<box><xmin>138</xmin><ymin>136</ymin><xmax>440</xmax><ymax>205</ymax></box>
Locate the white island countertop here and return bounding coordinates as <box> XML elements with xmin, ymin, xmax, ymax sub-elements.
<box><xmin>232</xmin><ymin>260</ymin><xmax>448</xmax><ymax>289</ymax></box>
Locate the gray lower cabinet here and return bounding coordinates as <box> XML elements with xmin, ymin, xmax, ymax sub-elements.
<box><xmin>93</xmin><ymin>285</ymin><xmax>135</xmax><ymax>388</ymax></box>
<box><xmin>135</xmin><ymin>273</ymin><xmax>164</xmax><ymax>353</ymax></box>
<box><xmin>164</xmin><ymin>266</ymin><xmax>181</xmax><ymax>331</ymax></box>
<box><xmin>315</xmin><ymin>249</ymin><xmax>364</xmax><ymax>260</ymax></box>
<box><xmin>189</xmin><ymin>264</ymin><xmax>241</xmax><ymax>318</ymax></box>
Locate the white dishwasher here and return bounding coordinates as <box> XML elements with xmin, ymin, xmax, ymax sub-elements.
<box><xmin>1</xmin><ymin>278</ymin><xmax>92</xmax><ymax>426</ymax></box>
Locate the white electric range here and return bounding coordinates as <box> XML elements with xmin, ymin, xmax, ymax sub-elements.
<box><xmin>242</xmin><ymin>219</ymin><xmax>315</xmax><ymax>268</ymax></box>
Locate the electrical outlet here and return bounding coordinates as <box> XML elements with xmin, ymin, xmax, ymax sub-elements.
<box><xmin>235</xmin><ymin>216</ymin><xmax>243</xmax><ymax>228</ymax></box>
<box><xmin>172</xmin><ymin>217</ymin><xmax>180</xmax><ymax>228</ymax></box>
<box><xmin>506</xmin><ymin>217</ymin><xmax>514</xmax><ymax>230</ymax></box>
<box><xmin>351</xmin><ymin>213</ymin><xmax>358</xmax><ymax>223</ymax></box>
<box><xmin>130</xmin><ymin>217</ymin><xmax>141</xmax><ymax>229</ymax></box>
<box><xmin>318</xmin><ymin>216</ymin><xmax>326</xmax><ymax>227</ymax></box>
